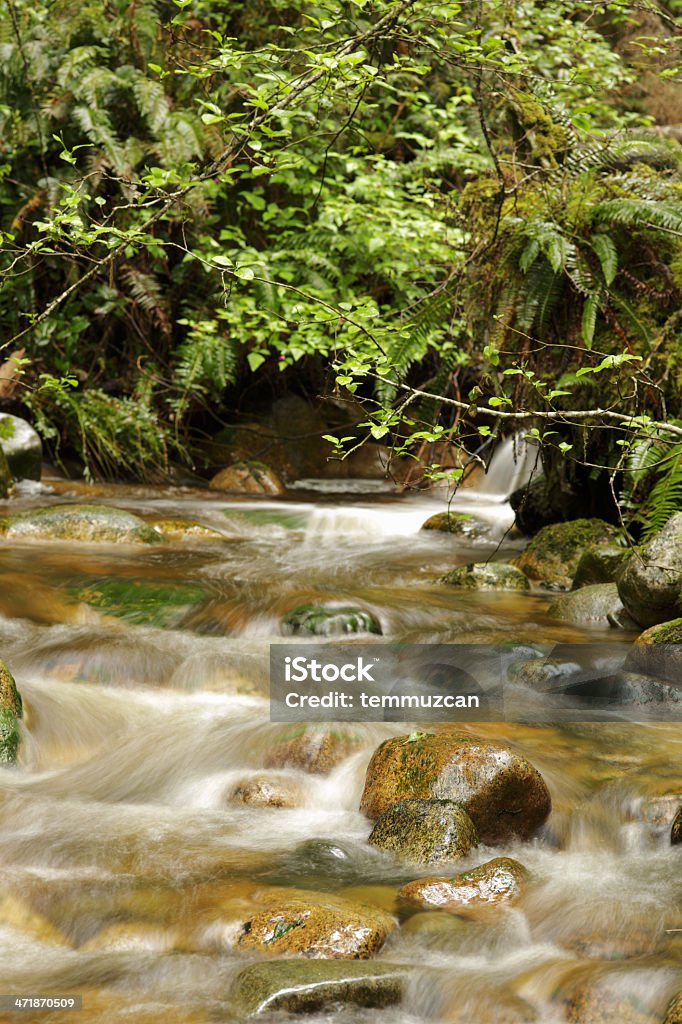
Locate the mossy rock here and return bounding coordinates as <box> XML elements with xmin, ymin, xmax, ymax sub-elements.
<box><xmin>208</xmin><ymin>460</ymin><xmax>284</xmax><ymax>495</ymax></box>
<box><xmin>572</xmin><ymin>545</ymin><xmax>630</xmax><ymax>589</ymax></box>
<box><xmin>0</xmin><ymin>505</ymin><xmax>164</xmax><ymax>545</ymax></box>
<box><xmin>72</xmin><ymin>578</ymin><xmax>208</xmax><ymax>628</ymax></box>
<box><xmin>617</xmin><ymin>514</ymin><xmax>682</xmax><ymax>627</ymax></box>
<box><xmin>627</xmin><ymin>618</ymin><xmax>682</xmax><ymax>683</ymax></box>
<box><xmin>0</xmin><ymin>660</ymin><xmax>22</xmax><ymax>765</ymax></box>
<box><xmin>236</xmin><ymin>891</ymin><xmax>396</xmax><ymax>958</ymax></box>
<box><xmin>441</xmin><ymin>562</ymin><xmax>529</xmax><ymax>591</ymax></box>
<box><xmin>360</xmin><ymin>732</ymin><xmax>551</xmax><ymax>844</ymax></box>
<box><xmin>421</xmin><ymin>512</ymin><xmax>492</xmax><ymax>539</ymax></box>
<box><xmin>399</xmin><ymin>857</ymin><xmax>528</xmax><ymax>911</ymax></box>
<box><xmin>151</xmin><ymin>518</ymin><xmax>226</xmax><ymax>542</ymax></box>
<box><xmin>0</xmin><ymin>413</ymin><xmax>42</xmax><ymax>480</ymax></box>
<box><xmin>368</xmin><ymin>798</ymin><xmax>478</xmax><ymax>864</ymax></box>
<box><xmin>229</xmin><ymin>960</ymin><xmax>407</xmax><ymax>1017</ymax></box>
<box><xmin>0</xmin><ymin>446</ymin><xmax>12</xmax><ymax>499</ymax></box>
<box><xmin>265</xmin><ymin>728</ymin><xmax>362</xmax><ymax>775</ymax></box>
<box><xmin>548</xmin><ymin>583</ymin><xmax>629</xmax><ymax>628</ymax></box>
<box><xmin>513</xmin><ymin>518</ymin><xmax>618</xmax><ymax>590</ymax></box>
<box><xmin>281</xmin><ymin>603</ymin><xmax>381</xmax><ymax>637</ymax></box>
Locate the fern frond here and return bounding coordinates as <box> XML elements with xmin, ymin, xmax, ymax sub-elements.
<box><xmin>119</xmin><ymin>264</ymin><xmax>171</xmax><ymax>336</ymax></box>
<box><xmin>593</xmin><ymin>199</ymin><xmax>682</xmax><ymax>234</ymax></box>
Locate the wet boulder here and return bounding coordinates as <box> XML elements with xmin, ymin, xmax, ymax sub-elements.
<box><xmin>281</xmin><ymin>603</ymin><xmax>381</xmax><ymax>637</ymax></box>
<box><xmin>228</xmin><ymin>774</ymin><xmax>303</xmax><ymax>809</ymax></box>
<box><xmin>548</xmin><ymin>583</ymin><xmax>632</xmax><ymax>628</ymax></box>
<box><xmin>513</xmin><ymin>519</ymin><xmax>618</xmax><ymax>590</ymax></box>
<box><xmin>265</xmin><ymin>728</ymin><xmax>362</xmax><ymax>775</ymax></box>
<box><xmin>561</xmin><ymin>967</ymin><xmax>673</xmax><ymax>1024</ymax></box>
<box><xmin>229</xmin><ymin>960</ymin><xmax>407</xmax><ymax>1017</ymax></box>
<box><xmin>0</xmin><ymin>505</ymin><xmax>164</xmax><ymax>545</ymax></box>
<box><xmin>617</xmin><ymin>514</ymin><xmax>682</xmax><ymax>627</ymax></box>
<box><xmin>209</xmin><ymin>461</ymin><xmax>284</xmax><ymax>495</ymax></box>
<box><xmin>360</xmin><ymin>732</ymin><xmax>551</xmax><ymax>844</ymax></box>
<box><xmin>368</xmin><ymin>799</ymin><xmax>478</xmax><ymax>864</ymax></box>
<box><xmin>421</xmin><ymin>512</ymin><xmax>492</xmax><ymax>540</ymax></box>
<box><xmin>572</xmin><ymin>545</ymin><xmax>629</xmax><ymax>589</ymax></box>
<box><xmin>626</xmin><ymin>618</ymin><xmax>682</xmax><ymax>682</ymax></box>
<box><xmin>441</xmin><ymin>562</ymin><xmax>529</xmax><ymax>590</ymax></box>
<box><xmin>0</xmin><ymin>660</ymin><xmax>22</xmax><ymax>764</ymax></box>
<box><xmin>151</xmin><ymin>518</ymin><xmax>226</xmax><ymax>542</ymax></box>
<box><xmin>399</xmin><ymin>857</ymin><xmax>528</xmax><ymax>912</ymax></box>
<box><xmin>0</xmin><ymin>413</ymin><xmax>42</xmax><ymax>480</ymax></box>
<box><xmin>671</xmin><ymin>807</ymin><xmax>682</xmax><ymax>845</ymax></box>
<box><xmin>236</xmin><ymin>891</ymin><xmax>396</xmax><ymax>958</ymax></box>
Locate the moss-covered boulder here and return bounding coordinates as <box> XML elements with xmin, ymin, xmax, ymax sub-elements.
<box><xmin>399</xmin><ymin>857</ymin><xmax>528</xmax><ymax>912</ymax></box>
<box><xmin>282</xmin><ymin>604</ymin><xmax>381</xmax><ymax>637</ymax></box>
<box><xmin>368</xmin><ymin>799</ymin><xmax>478</xmax><ymax>864</ymax></box>
<box><xmin>572</xmin><ymin>545</ymin><xmax>629</xmax><ymax>589</ymax></box>
<box><xmin>617</xmin><ymin>514</ymin><xmax>682</xmax><ymax>627</ymax></box>
<box><xmin>0</xmin><ymin>505</ymin><xmax>164</xmax><ymax>545</ymax></box>
<box><xmin>209</xmin><ymin>460</ymin><xmax>284</xmax><ymax>495</ymax></box>
<box><xmin>441</xmin><ymin>562</ymin><xmax>529</xmax><ymax>590</ymax></box>
<box><xmin>228</xmin><ymin>774</ymin><xmax>302</xmax><ymax>809</ymax></box>
<box><xmin>151</xmin><ymin>518</ymin><xmax>226</xmax><ymax>542</ymax></box>
<box><xmin>236</xmin><ymin>892</ymin><xmax>396</xmax><ymax>958</ymax></box>
<box><xmin>548</xmin><ymin>583</ymin><xmax>630</xmax><ymax>628</ymax></box>
<box><xmin>0</xmin><ymin>414</ymin><xmax>42</xmax><ymax>481</ymax></box>
<box><xmin>360</xmin><ymin>732</ymin><xmax>551</xmax><ymax>844</ymax></box>
<box><xmin>72</xmin><ymin>578</ymin><xmax>208</xmax><ymax>628</ymax></box>
<box><xmin>0</xmin><ymin>660</ymin><xmax>22</xmax><ymax>764</ymax></box>
<box><xmin>229</xmin><ymin>960</ymin><xmax>407</xmax><ymax>1017</ymax></box>
<box><xmin>421</xmin><ymin>512</ymin><xmax>492</xmax><ymax>540</ymax></box>
<box><xmin>513</xmin><ymin>518</ymin><xmax>618</xmax><ymax>590</ymax></box>
<box><xmin>265</xmin><ymin>728</ymin><xmax>362</xmax><ymax>775</ymax></box>
<box><xmin>626</xmin><ymin>618</ymin><xmax>682</xmax><ymax>682</ymax></box>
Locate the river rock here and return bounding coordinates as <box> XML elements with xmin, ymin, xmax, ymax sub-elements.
<box><xmin>626</xmin><ymin>618</ymin><xmax>682</xmax><ymax>682</ymax></box>
<box><xmin>209</xmin><ymin>461</ymin><xmax>284</xmax><ymax>495</ymax></box>
<box><xmin>236</xmin><ymin>892</ymin><xmax>396</xmax><ymax>958</ymax></box>
<box><xmin>617</xmin><ymin>514</ymin><xmax>682</xmax><ymax>627</ymax></box>
<box><xmin>441</xmin><ymin>563</ymin><xmax>529</xmax><ymax>590</ymax></box>
<box><xmin>0</xmin><ymin>660</ymin><xmax>22</xmax><ymax>764</ymax></box>
<box><xmin>368</xmin><ymin>799</ymin><xmax>478</xmax><ymax>864</ymax></box>
<box><xmin>513</xmin><ymin>519</ymin><xmax>618</xmax><ymax>590</ymax></box>
<box><xmin>421</xmin><ymin>512</ymin><xmax>492</xmax><ymax>539</ymax></box>
<box><xmin>265</xmin><ymin>728</ymin><xmax>362</xmax><ymax>774</ymax></box>
<box><xmin>671</xmin><ymin>807</ymin><xmax>682</xmax><ymax>844</ymax></box>
<box><xmin>360</xmin><ymin>732</ymin><xmax>551</xmax><ymax>844</ymax></box>
<box><xmin>228</xmin><ymin>774</ymin><xmax>302</xmax><ymax>809</ymax></box>
<box><xmin>229</xmin><ymin>959</ymin><xmax>407</xmax><ymax>1016</ymax></box>
<box><xmin>281</xmin><ymin>603</ymin><xmax>381</xmax><ymax>637</ymax></box>
<box><xmin>572</xmin><ymin>545</ymin><xmax>629</xmax><ymax>589</ymax></box>
<box><xmin>562</xmin><ymin>968</ymin><xmax>672</xmax><ymax>1024</ymax></box>
<box><xmin>0</xmin><ymin>413</ymin><xmax>42</xmax><ymax>480</ymax></box>
<box><xmin>151</xmin><ymin>518</ymin><xmax>226</xmax><ymax>541</ymax></box>
<box><xmin>548</xmin><ymin>583</ymin><xmax>630</xmax><ymax>627</ymax></box>
<box><xmin>665</xmin><ymin>992</ymin><xmax>682</xmax><ymax>1023</ymax></box>
<box><xmin>399</xmin><ymin>857</ymin><xmax>528</xmax><ymax>911</ymax></box>
<box><xmin>73</xmin><ymin>577</ymin><xmax>208</xmax><ymax>629</ymax></box>
<box><xmin>0</xmin><ymin>505</ymin><xmax>164</xmax><ymax>545</ymax></box>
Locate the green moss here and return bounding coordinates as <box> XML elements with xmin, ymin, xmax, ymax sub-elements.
<box><xmin>441</xmin><ymin>562</ymin><xmax>530</xmax><ymax>590</ymax></box>
<box><xmin>281</xmin><ymin>604</ymin><xmax>381</xmax><ymax>637</ymax></box>
<box><xmin>639</xmin><ymin>618</ymin><xmax>682</xmax><ymax>644</ymax></box>
<box><xmin>72</xmin><ymin>578</ymin><xmax>208</xmax><ymax>628</ymax></box>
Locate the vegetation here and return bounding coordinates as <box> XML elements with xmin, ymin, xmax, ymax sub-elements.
<box><xmin>1</xmin><ymin>0</ymin><xmax>682</xmax><ymax>530</ymax></box>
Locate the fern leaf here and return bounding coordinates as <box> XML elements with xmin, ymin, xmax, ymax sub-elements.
<box><xmin>589</xmin><ymin>233</ymin><xmax>618</xmax><ymax>286</ymax></box>
<box><xmin>581</xmin><ymin>291</ymin><xmax>600</xmax><ymax>349</ymax></box>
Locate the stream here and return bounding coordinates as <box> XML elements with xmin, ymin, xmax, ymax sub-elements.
<box><xmin>1</xmin><ymin>455</ymin><xmax>681</xmax><ymax>1024</ymax></box>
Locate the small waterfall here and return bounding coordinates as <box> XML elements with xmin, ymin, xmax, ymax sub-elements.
<box><xmin>476</xmin><ymin>435</ymin><xmax>541</xmax><ymax>500</ymax></box>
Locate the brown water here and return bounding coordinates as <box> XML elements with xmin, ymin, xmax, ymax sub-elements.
<box><xmin>0</xmin><ymin>480</ymin><xmax>681</xmax><ymax>1024</ymax></box>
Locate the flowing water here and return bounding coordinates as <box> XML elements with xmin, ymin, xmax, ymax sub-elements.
<box><xmin>0</xmin><ymin>468</ymin><xmax>681</xmax><ymax>1024</ymax></box>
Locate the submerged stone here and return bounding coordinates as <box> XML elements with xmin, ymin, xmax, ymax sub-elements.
<box><xmin>72</xmin><ymin>578</ymin><xmax>208</xmax><ymax>628</ymax></box>
<box><xmin>368</xmin><ymin>798</ymin><xmax>478</xmax><ymax>864</ymax></box>
<box><xmin>0</xmin><ymin>660</ymin><xmax>22</xmax><ymax>764</ymax></box>
<box><xmin>0</xmin><ymin>413</ymin><xmax>42</xmax><ymax>480</ymax></box>
<box><xmin>513</xmin><ymin>519</ymin><xmax>617</xmax><ymax>590</ymax></box>
<box><xmin>281</xmin><ymin>603</ymin><xmax>381</xmax><ymax>637</ymax></box>
<box><xmin>236</xmin><ymin>891</ymin><xmax>396</xmax><ymax>958</ymax></box>
<box><xmin>228</xmin><ymin>774</ymin><xmax>302</xmax><ymax>809</ymax></box>
<box><xmin>421</xmin><ymin>512</ymin><xmax>492</xmax><ymax>539</ymax></box>
<box><xmin>399</xmin><ymin>857</ymin><xmax>528</xmax><ymax>911</ymax></box>
<box><xmin>0</xmin><ymin>505</ymin><xmax>164</xmax><ymax>545</ymax></box>
<box><xmin>360</xmin><ymin>732</ymin><xmax>551</xmax><ymax>844</ymax></box>
<box><xmin>229</xmin><ymin>960</ymin><xmax>406</xmax><ymax>1017</ymax></box>
<box><xmin>265</xmin><ymin>728</ymin><xmax>362</xmax><ymax>774</ymax></box>
<box><xmin>441</xmin><ymin>562</ymin><xmax>529</xmax><ymax>590</ymax></box>
<box><xmin>151</xmin><ymin>518</ymin><xmax>226</xmax><ymax>541</ymax></box>
<box><xmin>209</xmin><ymin>461</ymin><xmax>284</xmax><ymax>495</ymax></box>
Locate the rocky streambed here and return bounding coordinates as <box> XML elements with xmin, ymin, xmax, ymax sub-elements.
<box><xmin>1</xmin><ymin>483</ymin><xmax>682</xmax><ymax>1023</ymax></box>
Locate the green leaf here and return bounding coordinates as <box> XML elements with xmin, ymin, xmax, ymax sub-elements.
<box><xmin>581</xmin><ymin>292</ymin><xmax>600</xmax><ymax>348</ymax></box>
<box><xmin>247</xmin><ymin>352</ymin><xmax>266</xmax><ymax>372</ymax></box>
